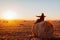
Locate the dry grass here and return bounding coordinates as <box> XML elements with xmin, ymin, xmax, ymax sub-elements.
<box><xmin>0</xmin><ymin>20</ymin><xmax>60</xmax><ymax>40</ymax></box>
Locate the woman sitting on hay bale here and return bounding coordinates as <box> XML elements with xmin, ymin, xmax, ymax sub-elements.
<box><xmin>30</xmin><ymin>13</ymin><xmax>54</xmax><ymax>40</ymax></box>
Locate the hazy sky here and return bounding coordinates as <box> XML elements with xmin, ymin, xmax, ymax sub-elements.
<box><xmin>0</xmin><ymin>0</ymin><xmax>60</xmax><ymax>20</ymax></box>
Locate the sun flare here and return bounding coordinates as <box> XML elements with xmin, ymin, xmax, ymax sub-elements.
<box><xmin>2</xmin><ymin>10</ymin><xmax>17</xmax><ymax>20</ymax></box>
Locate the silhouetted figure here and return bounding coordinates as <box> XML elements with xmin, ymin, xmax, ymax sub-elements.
<box><xmin>35</xmin><ymin>13</ymin><xmax>46</xmax><ymax>24</ymax></box>
<box><xmin>29</xmin><ymin>13</ymin><xmax>54</xmax><ymax>40</ymax></box>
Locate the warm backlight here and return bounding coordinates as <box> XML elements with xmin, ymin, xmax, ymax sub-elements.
<box><xmin>2</xmin><ymin>10</ymin><xmax>17</xmax><ymax>20</ymax></box>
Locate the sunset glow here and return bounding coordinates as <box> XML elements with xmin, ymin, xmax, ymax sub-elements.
<box><xmin>0</xmin><ymin>0</ymin><xmax>60</xmax><ymax>20</ymax></box>
<box><xmin>2</xmin><ymin>10</ymin><xmax>17</xmax><ymax>20</ymax></box>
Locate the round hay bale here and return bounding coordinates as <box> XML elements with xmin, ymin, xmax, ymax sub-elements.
<box><xmin>33</xmin><ymin>21</ymin><xmax>54</xmax><ymax>38</ymax></box>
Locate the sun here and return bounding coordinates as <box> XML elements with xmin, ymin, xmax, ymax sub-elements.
<box><xmin>2</xmin><ymin>10</ymin><xmax>17</xmax><ymax>20</ymax></box>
